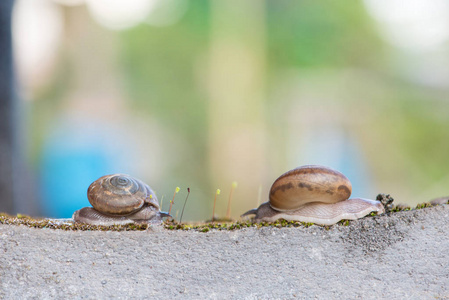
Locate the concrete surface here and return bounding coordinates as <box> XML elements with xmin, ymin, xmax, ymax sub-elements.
<box><xmin>1</xmin><ymin>205</ymin><xmax>448</xmax><ymax>299</ymax></box>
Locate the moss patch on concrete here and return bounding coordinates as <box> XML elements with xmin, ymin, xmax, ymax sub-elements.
<box><xmin>0</xmin><ymin>213</ymin><xmax>151</xmax><ymax>232</ymax></box>
<box><xmin>3</xmin><ymin>199</ymin><xmax>447</xmax><ymax>232</ymax></box>
<box><xmin>0</xmin><ymin>213</ymin><xmax>326</xmax><ymax>232</ymax></box>
<box><xmin>1</xmin><ymin>191</ymin><xmax>447</xmax><ymax>232</ymax></box>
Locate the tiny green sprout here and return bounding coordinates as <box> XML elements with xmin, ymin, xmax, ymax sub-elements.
<box><xmin>168</xmin><ymin>187</ymin><xmax>180</xmax><ymax>215</ymax></box>
<box><xmin>257</xmin><ymin>184</ymin><xmax>262</xmax><ymax>207</ymax></box>
<box><xmin>392</xmin><ymin>204</ymin><xmax>411</xmax><ymax>212</ymax></box>
<box><xmin>179</xmin><ymin>187</ymin><xmax>190</xmax><ymax>223</ymax></box>
<box><xmin>159</xmin><ymin>195</ymin><xmax>164</xmax><ymax>211</ymax></box>
<box><xmin>416</xmin><ymin>202</ymin><xmax>432</xmax><ymax>209</ymax></box>
<box><xmin>226</xmin><ymin>181</ymin><xmax>238</xmax><ymax>219</ymax></box>
<box><xmin>212</xmin><ymin>189</ymin><xmax>221</xmax><ymax>222</ymax></box>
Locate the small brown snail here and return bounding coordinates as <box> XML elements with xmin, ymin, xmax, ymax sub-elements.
<box><xmin>73</xmin><ymin>174</ymin><xmax>170</xmax><ymax>226</ymax></box>
<box><xmin>242</xmin><ymin>165</ymin><xmax>385</xmax><ymax>225</ymax></box>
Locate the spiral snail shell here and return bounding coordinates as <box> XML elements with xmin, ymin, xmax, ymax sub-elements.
<box><xmin>242</xmin><ymin>165</ymin><xmax>385</xmax><ymax>225</ymax></box>
<box><xmin>73</xmin><ymin>174</ymin><xmax>170</xmax><ymax>225</ymax></box>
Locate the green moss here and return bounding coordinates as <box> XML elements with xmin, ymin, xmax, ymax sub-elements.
<box><xmin>0</xmin><ymin>213</ymin><xmax>365</xmax><ymax>232</ymax></box>
<box><xmin>302</xmin><ymin>222</ymin><xmax>315</xmax><ymax>227</ymax></box>
<box><xmin>415</xmin><ymin>202</ymin><xmax>433</xmax><ymax>209</ymax></box>
<box><xmin>338</xmin><ymin>220</ymin><xmax>350</xmax><ymax>226</ymax></box>
<box><xmin>0</xmin><ymin>198</ymin><xmax>441</xmax><ymax>232</ymax></box>
<box><xmin>392</xmin><ymin>205</ymin><xmax>411</xmax><ymax>212</ymax></box>
<box><xmin>0</xmin><ymin>213</ymin><xmax>152</xmax><ymax>232</ymax></box>
<box><xmin>161</xmin><ymin>219</ymin><xmax>320</xmax><ymax>232</ymax></box>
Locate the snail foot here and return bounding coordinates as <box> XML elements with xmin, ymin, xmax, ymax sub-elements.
<box><xmin>73</xmin><ymin>207</ymin><xmax>166</xmax><ymax>226</ymax></box>
<box><xmin>240</xmin><ymin>208</ymin><xmax>258</xmax><ymax>218</ymax></box>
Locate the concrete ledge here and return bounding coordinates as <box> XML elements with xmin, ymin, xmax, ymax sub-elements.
<box><xmin>1</xmin><ymin>205</ymin><xmax>448</xmax><ymax>299</ymax></box>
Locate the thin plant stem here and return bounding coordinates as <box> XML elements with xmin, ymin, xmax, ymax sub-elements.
<box><xmin>212</xmin><ymin>189</ymin><xmax>220</xmax><ymax>221</ymax></box>
<box><xmin>168</xmin><ymin>187</ymin><xmax>180</xmax><ymax>215</ymax></box>
<box><xmin>226</xmin><ymin>182</ymin><xmax>237</xmax><ymax>219</ymax></box>
<box><xmin>179</xmin><ymin>188</ymin><xmax>190</xmax><ymax>224</ymax></box>
<box><xmin>160</xmin><ymin>195</ymin><xmax>164</xmax><ymax>211</ymax></box>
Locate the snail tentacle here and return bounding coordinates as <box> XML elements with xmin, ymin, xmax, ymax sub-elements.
<box><xmin>241</xmin><ymin>208</ymin><xmax>258</xmax><ymax>218</ymax></box>
<box><xmin>158</xmin><ymin>212</ymin><xmax>172</xmax><ymax>218</ymax></box>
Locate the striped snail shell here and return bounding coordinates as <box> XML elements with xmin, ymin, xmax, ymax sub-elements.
<box><xmin>242</xmin><ymin>165</ymin><xmax>385</xmax><ymax>225</ymax></box>
<box><xmin>73</xmin><ymin>174</ymin><xmax>170</xmax><ymax>225</ymax></box>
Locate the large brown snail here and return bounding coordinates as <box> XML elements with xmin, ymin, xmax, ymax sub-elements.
<box><xmin>242</xmin><ymin>165</ymin><xmax>385</xmax><ymax>225</ymax></box>
<box><xmin>73</xmin><ymin>174</ymin><xmax>170</xmax><ymax>226</ymax></box>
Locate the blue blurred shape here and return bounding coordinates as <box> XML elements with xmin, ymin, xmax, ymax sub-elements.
<box><xmin>40</xmin><ymin>118</ymin><xmax>126</xmax><ymax>218</ymax></box>
<box><xmin>298</xmin><ymin>127</ymin><xmax>374</xmax><ymax>199</ymax></box>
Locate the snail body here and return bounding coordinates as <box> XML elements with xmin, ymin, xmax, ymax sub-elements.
<box><xmin>73</xmin><ymin>174</ymin><xmax>170</xmax><ymax>226</ymax></box>
<box><xmin>242</xmin><ymin>165</ymin><xmax>384</xmax><ymax>225</ymax></box>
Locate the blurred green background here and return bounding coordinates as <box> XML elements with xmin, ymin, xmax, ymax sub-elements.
<box><xmin>11</xmin><ymin>0</ymin><xmax>449</xmax><ymax>220</ymax></box>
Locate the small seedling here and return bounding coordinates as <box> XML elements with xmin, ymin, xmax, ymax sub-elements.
<box><xmin>179</xmin><ymin>188</ymin><xmax>190</xmax><ymax>224</ymax></box>
<box><xmin>159</xmin><ymin>195</ymin><xmax>164</xmax><ymax>211</ymax></box>
<box><xmin>226</xmin><ymin>181</ymin><xmax>238</xmax><ymax>219</ymax></box>
<box><xmin>416</xmin><ymin>202</ymin><xmax>432</xmax><ymax>209</ymax></box>
<box><xmin>212</xmin><ymin>189</ymin><xmax>221</xmax><ymax>222</ymax></box>
<box><xmin>257</xmin><ymin>184</ymin><xmax>262</xmax><ymax>207</ymax></box>
<box><xmin>168</xmin><ymin>187</ymin><xmax>180</xmax><ymax>215</ymax></box>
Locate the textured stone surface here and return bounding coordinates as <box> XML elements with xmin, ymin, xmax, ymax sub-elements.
<box><xmin>1</xmin><ymin>205</ymin><xmax>448</xmax><ymax>299</ymax></box>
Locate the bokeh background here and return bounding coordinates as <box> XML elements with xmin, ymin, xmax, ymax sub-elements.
<box><xmin>2</xmin><ymin>0</ymin><xmax>449</xmax><ymax>221</ymax></box>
